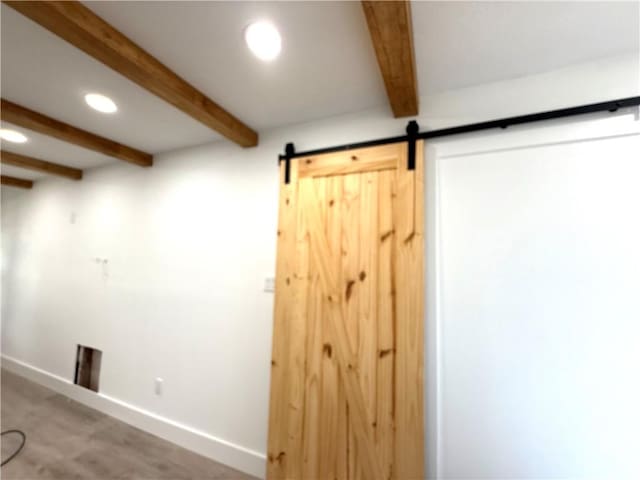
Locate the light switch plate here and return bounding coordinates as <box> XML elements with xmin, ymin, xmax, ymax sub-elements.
<box><xmin>264</xmin><ymin>277</ymin><xmax>275</xmax><ymax>292</ymax></box>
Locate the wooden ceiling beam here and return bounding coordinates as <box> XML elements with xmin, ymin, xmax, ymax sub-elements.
<box><xmin>361</xmin><ymin>0</ymin><xmax>419</xmax><ymax>117</ymax></box>
<box><xmin>1</xmin><ymin>174</ymin><xmax>33</xmax><ymax>189</ymax></box>
<box><xmin>4</xmin><ymin>1</ymin><xmax>259</xmax><ymax>147</ymax></box>
<box><xmin>1</xmin><ymin>99</ymin><xmax>152</xmax><ymax>167</ymax></box>
<box><xmin>1</xmin><ymin>150</ymin><xmax>83</xmax><ymax>180</ymax></box>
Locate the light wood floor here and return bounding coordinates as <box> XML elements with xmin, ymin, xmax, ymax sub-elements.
<box><xmin>1</xmin><ymin>369</ymin><xmax>257</xmax><ymax>479</ymax></box>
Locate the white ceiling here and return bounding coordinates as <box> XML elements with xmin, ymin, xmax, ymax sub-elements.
<box><xmin>84</xmin><ymin>1</ymin><xmax>386</xmax><ymax>130</ymax></box>
<box><xmin>0</xmin><ymin>4</ymin><xmax>219</xmax><ymax>156</ymax></box>
<box><xmin>414</xmin><ymin>1</ymin><xmax>640</xmax><ymax>93</ymax></box>
<box><xmin>1</xmin><ymin>1</ymin><xmax>638</xmax><ymax>184</ymax></box>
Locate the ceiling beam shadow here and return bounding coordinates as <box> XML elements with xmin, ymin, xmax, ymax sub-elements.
<box><xmin>362</xmin><ymin>0</ymin><xmax>419</xmax><ymax>117</ymax></box>
<box><xmin>1</xmin><ymin>150</ymin><xmax>83</xmax><ymax>180</ymax></box>
<box><xmin>4</xmin><ymin>1</ymin><xmax>259</xmax><ymax>147</ymax></box>
<box><xmin>1</xmin><ymin>99</ymin><xmax>153</xmax><ymax>167</ymax></box>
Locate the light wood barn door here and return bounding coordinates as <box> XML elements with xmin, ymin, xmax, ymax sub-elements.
<box><xmin>268</xmin><ymin>141</ymin><xmax>424</xmax><ymax>480</ymax></box>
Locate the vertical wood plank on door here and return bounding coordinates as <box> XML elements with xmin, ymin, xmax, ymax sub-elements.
<box><xmin>341</xmin><ymin>173</ymin><xmax>362</xmax><ymax>355</ymax></box>
<box><xmin>341</xmin><ymin>173</ymin><xmax>362</xmax><ymax>478</ymax></box>
<box><xmin>376</xmin><ymin>169</ymin><xmax>395</xmax><ymax>480</ymax></box>
<box><xmin>267</xmin><ymin>161</ymin><xmax>299</xmax><ymax>479</ymax></box>
<box><xmin>285</xmin><ymin>172</ymin><xmax>312</xmax><ymax>478</ymax></box>
<box><xmin>302</xmin><ymin>177</ymin><xmax>326</xmax><ymax>479</ymax></box>
<box><xmin>393</xmin><ymin>141</ymin><xmax>425</xmax><ymax>479</ymax></box>
<box><xmin>319</xmin><ymin>176</ymin><xmax>347</xmax><ymax>479</ymax></box>
<box><xmin>358</xmin><ymin>171</ymin><xmax>380</xmax><ymax>478</ymax></box>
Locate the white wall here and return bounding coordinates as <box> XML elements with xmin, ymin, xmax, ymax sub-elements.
<box><xmin>2</xmin><ymin>54</ymin><xmax>639</xmax><ymax>478</ymax></box>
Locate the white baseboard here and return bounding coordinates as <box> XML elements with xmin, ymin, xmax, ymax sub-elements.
<box><xmin>1</xmin><ymin>354</ymin><xmax>266</xmax><ymax>479</ymax></box>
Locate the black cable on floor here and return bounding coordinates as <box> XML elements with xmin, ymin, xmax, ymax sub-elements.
<box><xmin>1</xmin><ymin>430</ymin><xmax>26</xmax><ymax>466</ymax></box>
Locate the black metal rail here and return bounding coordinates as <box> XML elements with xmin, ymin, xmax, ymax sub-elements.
<box><xmin>279</xmin><ymin>96</ymin><xmax>640</xmax><ymax>181</ymax></box>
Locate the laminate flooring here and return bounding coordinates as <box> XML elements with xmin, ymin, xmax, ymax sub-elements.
<box><xmin>1</xmin><ymin>369</ymin><xmax>258</xmax><ymax>480</ymax></box>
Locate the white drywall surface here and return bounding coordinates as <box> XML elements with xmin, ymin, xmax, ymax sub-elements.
<box><xmin>1</xmin><ymin>54</ymin><xmax>639</xmax><ymax>478</ymax></box>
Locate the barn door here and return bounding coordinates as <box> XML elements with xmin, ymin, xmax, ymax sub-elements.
<box><xmin>267</xmin><ymin>141</ymin><xmax>424</xmax><ymax>480</ymax></box>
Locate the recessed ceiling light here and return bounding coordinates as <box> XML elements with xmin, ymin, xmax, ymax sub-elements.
<box><xmin>0</xmin><ymin>129</ymin><xmax>28</xmax><ymax>143</ymax></box>
<box><xmin>244</xmin><ymin>21</ymin><xmax>282</xmax><ymax>61</ymax></box>
<box><xmin>85</xmin><ymin>93</ymin><xmax>118</xmax><ymax>114</ymax></box>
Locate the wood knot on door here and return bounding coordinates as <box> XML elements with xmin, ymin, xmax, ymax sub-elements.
<box><xmin>327</xmin><ymin>293</ymin><xmax>339</xmax><ymax>303</ymax></box>
<box><xmin>323</xmin><ymin>343</ymin><xmax>333</xmax><ymax>358</ymax></box>
<box><xmin>268</xmin><ymin>451</ymin><xmax>286</xmax><ymax>464</ymax></box>
<box><xmin>404</xmin><ymin>231</ymin><xmax>416</xmax><ymax>244</ymax></box>
<box><xmin>345</xmin><ymin>279</ymin><xmax>356</xmax><ymax>301</ymax></box>
<box><xmin>380</xmin><ymin>229</ymin><xmax>394</xmax><ymax>242</ymax></box>
<box><xmin>379</xmin><ymin>348</ymin><xmax>393</xmax><ymax>358</ymax></box>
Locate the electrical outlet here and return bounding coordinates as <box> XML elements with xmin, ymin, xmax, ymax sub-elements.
<box><xmin>264</xmin><ymin>277</ymin><xmax>275</xmax><ymax>292</ymax></box>
<box><xmin>154</xmin><ymin>377</ymin><xmax>163</xmax><ymax>396</ymax></box>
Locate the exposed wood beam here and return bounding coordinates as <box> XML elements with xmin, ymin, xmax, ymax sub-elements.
<box><xmin>4</xmin><ymin>1</ymin><xmax>259</xmax><ymax>147</ymax></box>
<box><xmin>1</xmin><ymin>99</ymin><xmax>152</xmax><ymax>167</ymax></box>
<box><xmin>1</xmin><ymin>174</ymin><xmax>33</xmax><ymax>189</ymax></box>
<box><xmin>361</xmin><ymin>1</ymin><xmax>418</xmax><ymax>117</ymax></box>
<box><xmin>1</xmin><ymin>150</ymin><xmax>83</xmax><ymax>180</ymax></box>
